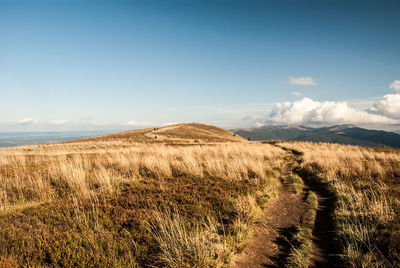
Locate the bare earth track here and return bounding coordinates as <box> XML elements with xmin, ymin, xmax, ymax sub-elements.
<box><xmin>235</xmin><ymin>186</ymin><xmax>306</xmax><ymax>267</ymax></box>
<box><xmin>289</xmin><ymin>146</ymin><xmax>343</xmax><ymax>267</ymax></box>
<box><xmin>235</xmin><ymin>145</ymin><xmax>343</xmax><ymax>267</ymax></box>
<box><xmin>296</xmin><ymin>163</ymin><xmax>343</xmax><ymax>267</ymax></box>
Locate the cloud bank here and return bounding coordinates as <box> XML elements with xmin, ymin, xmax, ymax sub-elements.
<box><xmin>369</xmin><ymin>94</ymin><xmax>400</xmax><ymax>119</ymax></box>
<box><xmin>17</xmin><ymin>118</ymin><xmax>38</xmax><ymax>125</ymax></box>
<box><xmin>265</xmin><ymin>79</ymin><xmax>400</xmax><ymax>128</ymax></box>
<box><xmin>289</xmin><ymin>76</ymin><xmax>316</xmax><ymax>86</ymax></box>
<box><xmin>267</xmin><ymin>97</ymin><xmax>399</xmax><ymax>126</ymax></box>
<box><xmin>390</xmin><ymin>80</ymin><xmax>400</xmax><ymax>91</ymax></box>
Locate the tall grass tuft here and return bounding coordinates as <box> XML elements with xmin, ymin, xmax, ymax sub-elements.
<box><xmin>280</xmin><ymin>141</ymin><xmax>400</xmax><ymax>267</ymax></box>
<box><xmin>147</xmin><ymin>209</ymin><xmax>230</xmax><ymax>267</ymax></box>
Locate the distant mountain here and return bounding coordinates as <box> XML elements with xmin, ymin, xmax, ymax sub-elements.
<box><xmin>233</xmin><ymin>124</ymin><xmax>400</xmax><ymax>148</ymax></box>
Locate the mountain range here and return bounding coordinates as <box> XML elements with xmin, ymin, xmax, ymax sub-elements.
<box><xmin>233</xmin><ymin>124</ymin><xmax>400</xmax><ymax>148</ymax></box>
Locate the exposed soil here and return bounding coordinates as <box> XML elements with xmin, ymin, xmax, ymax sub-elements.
<box><xmin>296</xmin><ymin>168</ymin><xmax>343</xmax><ymax>268</ymax></box>
<box><xmin>235</xmin><ymin>145</ymin><xmax>343</xmax><ymax>267</ymax></box>
<box><xmin>235</xmin><ymin>186</ymin><xmax>307</xmax><ymax>268</ymax></box>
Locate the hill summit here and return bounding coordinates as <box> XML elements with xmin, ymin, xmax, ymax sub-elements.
<box><xmin>81</xmin><ymin>123</ymin><xmax>246</xmax><ymax>143</ymax></box>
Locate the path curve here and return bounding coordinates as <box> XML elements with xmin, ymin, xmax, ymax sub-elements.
<box><xmin>235</xmin><ymin>186</ymin><xmax>306</xmax><ymax>267</ymax></box>
<box><xmin>235</xmin><ymin>144</ymin><xmax>344</xmax><ymax>267</ymax></box>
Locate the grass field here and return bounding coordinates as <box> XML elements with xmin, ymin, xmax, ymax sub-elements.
<box><xmin>0</xmin><ymin>125</ymin><xmax>284</xmax><ymax>267</ymax></box>
<box><xmin>279</xmin><ymin>141</ymin><xmax>400</xmax><ymax>267</ymax></box>
<box><xmin>1</xmin><ymin>123</ymin><xmax>400</xmax><ymax>267</ymax></box>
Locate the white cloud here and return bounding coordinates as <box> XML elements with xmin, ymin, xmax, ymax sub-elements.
<box><xmin>126</xmin><ymin>120</ymin><xmax>155</xmax><ymax>127</ymax></box>
<box><xmin>369</xmin><ymin>94</ymin><xmax>400</xmax><ymax>119</ymax></box>
<box><xmin>50</xmin><ymin>119</ymin><xmax>68</xmax><ymax>125</ymax></box>
<box><xmin>292</xmin><ymin>91</ymin><xmax>302</xmax><ymax>96</ymax></box>
<box><xmin>16</xmin><ymin>117</ymin><xmax>38</xmax><ymax>125</ymax></box>
<box><xmin>255</xmin><ymin>122</ymin><xmax>265</xmax><ymax>127</ymax></box>
<box><xmin>289</xmin><ymin>76</ymin><xmax>316</xmax><ymax>86</ymax></box>
<box><xmin>389</xmin><ymin>80</ymin><xmax>400</xmax><ymax>91</ymax></box>
<box><xmin>268</xmin><ymin>98</ymin><xmax>397</xmax><ymax>126</ymax></box>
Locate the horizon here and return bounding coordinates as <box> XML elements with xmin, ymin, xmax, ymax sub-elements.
<box><xmin>0</xmin><ymin>122</ymin><xmax>399</xmax><ymax>134</ymax></box>
<box><xmin>1</xmin><ymin>0</ymin><xmax>400</xmax><ymax>131</ymax></box>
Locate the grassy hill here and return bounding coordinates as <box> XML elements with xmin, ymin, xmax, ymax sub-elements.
<box><xmin>0</xmin><ymin>123</ymin><xmax>243</xmax><ymax>148</ymax></box>
<box><xmin>80</xmin><ymin>123</ymin><xmax>246</xmax><ymax>143</ymax></box>
<box><xmin>0</xmin><ymin>123</ymin><xmax>399</xmax><ymax>267</ymax></box>
<box><xmin>233</xmin><ymin>124</ymin><xmax>400</xmax><ymax>148</ymax></box>
<box><xmin>0</xmin><ymin>123</ymin><xmax>274</xmax><ymax>267</ymax></box>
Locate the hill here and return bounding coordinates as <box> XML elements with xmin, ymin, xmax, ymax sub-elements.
<box><xmin>233</xmin><ymin>124</ymin><xmax>400</xmax><ymax>148</ymax></box>
<box><xmin>80</xmin><ymin>123</ymin><xmax>246</xmax><ymax>143</ymax></box>
<box><xmin>0</xmin><ymin>124</ymin><xmax>399</xmax><ymax>267</ymax></box>
<box><xmin>0</xmin><ymin>125</ymin><xmax>280</xmax><ymax>267</ymax></box>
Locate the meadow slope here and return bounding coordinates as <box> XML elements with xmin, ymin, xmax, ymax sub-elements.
<box><xmin>1</xmin><ymin>124</ymin><xmax>399</xmax><ymax>267</ymax></box>
<box><xmin>79</xmin><ymin>123</ymin><xmax>247</xmax><ymax>144</ymax></box>
<box><xmin>0</xmin><ymin>124</ymin><xmax>283</xmax><ymax>267</ymax></box>
<box><xmin>279</xmin><ymin>141</ymin><xmax>400</xmax><ymax>267</ymax></box>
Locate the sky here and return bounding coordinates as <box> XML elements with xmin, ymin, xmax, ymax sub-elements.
<box><xmin>1</xmin><ymin>0</ymin><xmax>400</xmax><ymax>131</ymax></box>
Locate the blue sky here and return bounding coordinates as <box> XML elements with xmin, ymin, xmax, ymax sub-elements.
<box><xmin>1</xmin><ymin>0</ymin><xmax>400</xmax><ymax>131</ymax></box>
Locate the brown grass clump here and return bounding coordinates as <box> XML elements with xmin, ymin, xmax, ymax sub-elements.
<box><xmin>279</xmin><ymin>141</ymin><xmax>400</xmax><ymax>267</ymax></box>
<box><xmin>0</xmin><ymin>139</ymin><xmax>284</xmax><ymax>267</ymax></box>
<box><xmin>147</xmin><ymin>209</ymin><xmax>230</xmax><ymax>267</ymax></box>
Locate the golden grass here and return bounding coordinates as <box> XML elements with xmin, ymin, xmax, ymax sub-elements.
<box><xmin>0</xmin><ymin>140</ymin><xmax>284</xmax><ymax>266</ymax></box>
<box><xmin>79</xmin><ymin>123</ymin><xmax>247</xmax><ymax>143</ymax></box>
<box><xmin>279</xmin><ymin>141</ymin><xmax>400</xmax><ymax>267</ymax></box>
<box><xmin>0</xmin><ymin>141</ymin><xmax>283</xmax><ymax>208</ymax></box>
<box><xmin>287</xmin><ymin>191</ymin><xmax>318</xmax><ymax>268</ymax></box>
<box><xmin>147</xmin><ymin>209</ymin><xmax>230</xmax><ymax>268</ymax></box>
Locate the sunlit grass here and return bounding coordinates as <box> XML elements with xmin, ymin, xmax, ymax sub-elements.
<box><xmin>0</xmin><ymin>140</ymin><xmax>284</xmax><ymax>266</ymax></box>
<box><xmin>280</xmin><ymin>141</ymin><xmax>400</xmax><ymax>267</ymax></box>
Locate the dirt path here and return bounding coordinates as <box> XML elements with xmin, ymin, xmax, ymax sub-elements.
<box><xmin>235</xmin><ymin>144</ymin><xmax>343</xmax><ymax>267</ymax></box>
<box><xmin>296</xmin><ymin>168</ymin><xmax>343</xmax><ymax>267</ymax></box>
<box><xmin>287</xmin><ymin>145</ymin><xmax>343</xmax><ymax>267</ymax></box>
<box><xmin>235</xmin><ymin>186</ymin><xmax>307</xmax><ymax>267</ymax></box>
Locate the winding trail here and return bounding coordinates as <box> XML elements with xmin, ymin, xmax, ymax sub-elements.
<box><xmin>235</xmin><ymin>186</ymin><xmax>306</xmax><ymax>268</ymax></box>
<box><xmin>234</xmin><ymin>144</ymin><xmax>343</xmax><ymax>267</ymax></box>
<box><xmin>235</xmin><ymin>154</ymin><xmax>307</xmax><ymax>267</ymax></box>
<box><xmin>295</xmin><ymin>165</ymin><xmax>343</xmax><ymax>267</ymax></box>
<box><xmin>286</xmin><ymin>146</ymin><xmax>343</xmax><ymax>267</ymax></box>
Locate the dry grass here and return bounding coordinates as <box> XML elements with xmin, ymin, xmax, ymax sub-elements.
<box><xmin>284</xmin><ymin>173</ymin><xmax>304</xmax><ymax>195</ymax></box>
<box><xmin>147</xmin><ymin>209</ymin><xmax>230</xmax><ymax>268</ymax></box>
<box><xmin>0</xmin><ymin>142</ymin><xmax>283</xmax><ymax>208</ymax></box>
<box><xmin>0</xmin><ymin>140</ymin><xmax>284</xmax><ymax>266</ymax></box>
<box><xmin>279</xmin><ymin>141</ymin><xmax>400</xmax><ymax>267</ymax></box>
<box><xmin>79</xmin><ymin>123</ymin><xmax>247</xmax><ymax>144</ymax></box>
<box><xmin>287</xmin><ymin>191</ymin><xmax>318</xmax><ymax>268</ymax></box>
